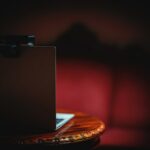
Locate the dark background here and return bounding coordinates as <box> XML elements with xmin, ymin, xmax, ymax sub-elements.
<box><xmin>0</xmin><ymin>0</ymin><xmax>149</xmax><ymax>62</ymax></box>
<box><xmin>0</xmin><ymin>0</ymin><xmax>149</xmax><ymax>149</ymax></box>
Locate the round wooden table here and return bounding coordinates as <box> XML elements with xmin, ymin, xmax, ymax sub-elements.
<box><xmin>0</xmin><ymin>110</ymin><xmax>105</xmax><ymax>149</ymax></box>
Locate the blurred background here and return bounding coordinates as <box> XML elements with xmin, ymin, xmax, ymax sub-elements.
<box><xmin>0</xmin><ymin>0</ymin><xmax>149</xmax><ymax>149</ymax></box>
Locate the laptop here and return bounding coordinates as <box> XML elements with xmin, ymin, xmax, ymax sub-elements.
<box><xmin>0</xmin><ymin>45</ymin><xmax>74</xmax><ymax>135</ymax></box>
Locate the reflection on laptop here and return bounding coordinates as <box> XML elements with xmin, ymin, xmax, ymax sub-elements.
<box><xmin>56</xmin><ymin>113</ymin><xmax>74</xmax><ymax>130</ymax></box>
<box><xmin>0</xmin><ymin>43</ymin><xmax>74</xmax><ymax>135</ymax></box>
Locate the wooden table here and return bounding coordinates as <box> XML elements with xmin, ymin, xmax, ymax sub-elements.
<box><xmin>0</xmin><ymin>110</ymin><xmax>105</xmax><ymax>149</ymax></box>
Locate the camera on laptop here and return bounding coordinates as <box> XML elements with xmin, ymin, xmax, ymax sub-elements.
<box><xmin>0</xmin><ymin>35</ymin><xmax>35</xmax><ymax>57</ymax></box>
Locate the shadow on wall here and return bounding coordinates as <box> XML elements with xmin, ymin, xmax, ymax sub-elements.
<box><xmin>54</xmin><ymin>21</ymin><xmax>150</xmax><ymax>124</ymax></box>
<box><xmin>53</xmin><ymin>22</ymin><xmax>150</xmax><ymax>68</ymax></box>
<box><xmin>53</xmin><ymin>22</ymin><xmax>102</xmax><ymax>58</ymax></box>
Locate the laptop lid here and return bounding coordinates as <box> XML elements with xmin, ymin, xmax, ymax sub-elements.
<box><xmin>0</xmin><ymin>46</ymin><xmax>56</xmax><ymax>135</ymax></box>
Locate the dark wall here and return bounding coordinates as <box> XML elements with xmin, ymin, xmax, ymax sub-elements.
<box><xmin>0</xmin><ymin>1</ymin><xmax>149</xmax><ymax>67</ymax></box>
<box><xmin>0</xmin><ymin>1</ymin><xmax>149</xmax><ymax>47</ymax></box>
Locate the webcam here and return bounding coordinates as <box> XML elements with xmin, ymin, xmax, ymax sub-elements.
<box><xmin>0</xmin><ymin>35</ymin><xmax>35</xmax><ymax>57</ymax></box>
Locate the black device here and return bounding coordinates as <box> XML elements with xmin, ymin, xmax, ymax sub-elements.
<box><xmin>0</xmin><ymin>35</ymin><xmax>35</xmax><ymax>57</ymax></box>
<box><xmin>0</xmin><ymin>37</ymin><xmax>74</xmax><ymax>135</ymax></box>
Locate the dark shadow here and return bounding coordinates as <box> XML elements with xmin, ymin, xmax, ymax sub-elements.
<box><xmin>52</xmin><ymin>22</ymin><xmax>150</xmax><ymax>131</ymax></box>
<box><xmin>52</xmin><ymin>22</ymin><xmax>150</xmax><ymax>68</ymax></box>
<box><xmin>52</xmin><ymin>22</ymin><xmax>150</xmax><ymax>127</ymax></box>
<box><xmin>52</xmin><ymin>22</ymin><xmax>119</xmax><ymax>64</ymax></box>
<box><xmin>53</xmin><ymin>22</ymin><xmax>102</xmax><ymax>59</ymax></box>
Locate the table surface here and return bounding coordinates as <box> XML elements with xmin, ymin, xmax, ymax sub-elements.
<box><xmin>0</xmin><ymin>109</ymin><xmax>105</xmax><ymax>148</ymax></box>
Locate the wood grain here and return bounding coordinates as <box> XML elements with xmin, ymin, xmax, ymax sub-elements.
<box><xmin>0</xmin><ymin>110</ymin><xmax>105</xmax><ymax>145</ymax></box>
